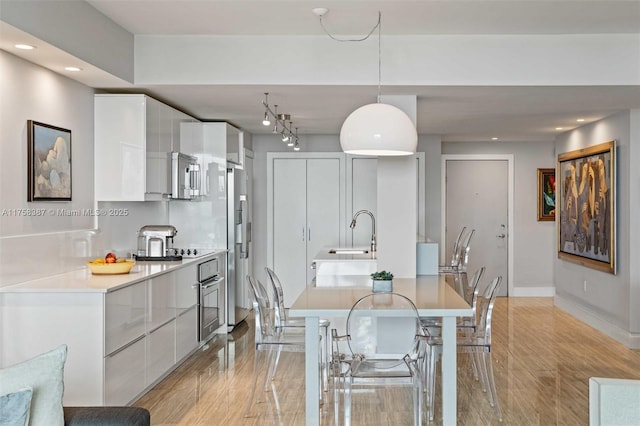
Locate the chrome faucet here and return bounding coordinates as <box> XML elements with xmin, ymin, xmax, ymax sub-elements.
<box><xmin>350</xmin><ymin>210</ymin><xmax>377</xmax><ymax>253</ymax></box>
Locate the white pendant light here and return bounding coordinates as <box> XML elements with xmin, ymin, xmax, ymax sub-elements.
<box><xmin>318</xmin><ymin>10</ymin><xmax>417</xmax><ymax>156</ymax></box>
<box><xmin>340</xmin><ymin>103</ymin><xmax>417</xmax><ymax>156</ymax></box>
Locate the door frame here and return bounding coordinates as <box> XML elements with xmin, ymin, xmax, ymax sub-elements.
<box><xmin>440</xmin><ymin>154</ymin><xmax>514</xmax><ymax>296</ymax></box>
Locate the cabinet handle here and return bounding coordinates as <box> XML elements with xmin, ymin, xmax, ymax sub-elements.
<box><xmin>105</xmin><ymin>334</ymin><xmax>145</xmax><ymax>358</ymax></box>
<box><xmin>308</xmin><ymin>226</ymin><xmax>311</xmax><ymax>241</ymax></box>
<box><xmin>302</xmin><ymin>227</ymin><xmax>305</xmax><ymax>241</ymax></box>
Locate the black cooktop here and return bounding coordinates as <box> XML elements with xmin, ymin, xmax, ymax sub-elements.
<box><xmin>133</xmin><ymin>254</ymin><xmax>183</xmax><ymax>261</ymax></box>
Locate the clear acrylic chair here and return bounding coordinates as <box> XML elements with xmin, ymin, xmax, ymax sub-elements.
<box><xmin>425</xmin><ymin>276</ymin><xmax>503</xmax><ymax>422</ymax></box>
<box><xmin>439</xmin><ymin>226</ymin><xmax>467</xmax><ymax>272</ymax></box>
<box><xmin>244</xmin><ymin>275</ymin><xmax>314</xmax><ymax>417</ymax></box>
<box><xmin>439</xmin><ymin>228</ymin><xmax>475</xmax><ymax>274</ymax></box>
<box><xmin>332</xmin><ymin>292</ymin><xmax>427</xmax><ymax>426</ymax></box>
<box><xmin>421</xmin><ymin>266</ymin><xmax>485</xmax><ymax>333</ymax></box>
<box><xmin>264</xmin><ymin>267</ymin><xmax>330</xmax><ymax>392</ymax></box>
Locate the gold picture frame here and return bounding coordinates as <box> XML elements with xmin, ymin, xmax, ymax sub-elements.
<box><xmin>537</xmin><ymin>168</ymin><xmax>555</xmax><ymax>221</ymax></box>
<box><xmin>557</xmin><ymin>140</ymin><xmax>615</xmax><ymax>274</ymax></box>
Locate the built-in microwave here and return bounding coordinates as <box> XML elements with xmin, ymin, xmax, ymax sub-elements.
<box><xmin>170</xmin><ymin>152</ymin><xmax>200</xmax><ymax>200</ymax></box>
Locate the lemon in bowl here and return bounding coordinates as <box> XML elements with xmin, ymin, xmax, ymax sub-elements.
<box><xmin>87</xmin><ymin>258</ymin><xmax>135</xmax><ymax>275</ymax></box>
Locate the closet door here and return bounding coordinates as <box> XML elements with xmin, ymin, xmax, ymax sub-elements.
<box><xmin>273</xmin><ymin>159</ymin><xmax>307</xmax><ymax>306</ymax></box>
<box><xmin>306</xmin><ymin>158</ymin><xmax>342</xmax><ymax>284</ymax></box>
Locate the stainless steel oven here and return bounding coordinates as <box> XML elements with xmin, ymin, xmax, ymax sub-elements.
<box><xmin>197</xmin><ymin>253</ymin><xmax>226</xmax><ymax>343</ymax></box>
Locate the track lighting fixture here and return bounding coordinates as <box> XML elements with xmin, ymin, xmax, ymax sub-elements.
<box><xmin>261</xmin><ymin>93</ymin><xmax>271</xmax><ymax>126</ymax></box>
<box><xmin>260</xmin><ymin>94</ymin><xmax>301</xmax><ymax>151</ymax></box>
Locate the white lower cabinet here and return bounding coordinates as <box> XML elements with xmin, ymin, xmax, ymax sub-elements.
<box><xmin>147</xmin><ymin>319</ymin><xmax>176</xmax><ymax>386</ymax></box>
<box><xmin>105</xmin><ymin>281</ymin><xmax>146</xmax><ymax>356</ymax></box>
<box><xmin>176</xmin><ymin>306</ymin><xmax>198</xmax><ymax>361</ymax></box>
<box><xmin>102</xmin><ymin>263</ymin><xmax>201</xmax><ymax>405</ymax></box>
<box><xmin>105</xmin><ymin>336</ymin><xmax>146</xmax><ymax>406</ymax></box>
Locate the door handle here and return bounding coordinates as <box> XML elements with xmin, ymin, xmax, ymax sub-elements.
<box><xmin>496</xmin><ymin>233</ymin><xmax>506</xmax><ymax>239</ymax></box>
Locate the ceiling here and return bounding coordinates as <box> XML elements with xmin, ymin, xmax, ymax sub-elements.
<box><xmin>4</xmin><ymin>0</ymin><xmax>640</xmax><ymax>142</ymax></box>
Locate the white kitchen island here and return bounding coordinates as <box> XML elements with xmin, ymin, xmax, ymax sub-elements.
<box><xmin>0</xmin><ymin>252</ymin><xmax>224</xmax><ymax>406</ymax></box>
<box><xmin>289</xmin><ymin>274</ymin><xmax>472</xmax><ymax>425</ymax></box>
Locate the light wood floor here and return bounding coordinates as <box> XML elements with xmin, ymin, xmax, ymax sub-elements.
<box><xmin>135</xmin><ymin>298</ymin><xmax>640</xmax><ymax>425</ymax></box>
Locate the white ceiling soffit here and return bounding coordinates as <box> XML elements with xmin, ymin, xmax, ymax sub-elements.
<box><xmin>87</xmin><ymin>0</ymin><xmax>640</xmax><ymax>35</ymax></box>
<box><xmin>3</xmin><ymin>0</ymin><xmax>640</xmax><ymax>142</ymax></box>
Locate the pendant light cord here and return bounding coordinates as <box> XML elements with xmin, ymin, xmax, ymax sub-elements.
<box><xmin>318</xmin><ymin>11</ymin><xmax>382</xmax><ymax>102</ymax></box>
<box><xmin>377</xmin><ymin>14</ymin><xmax>381</xmax><ymax>103</ymax></box>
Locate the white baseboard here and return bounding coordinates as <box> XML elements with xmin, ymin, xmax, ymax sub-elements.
<box><xmin>555</xmin><ymin>295</ymin><xmax>640</xmax><ymax>349</ymax></box>
<box><xmin>511</xmin><ymin>286</ymin><xmax>555</xmax><ymax>297</ymax></box>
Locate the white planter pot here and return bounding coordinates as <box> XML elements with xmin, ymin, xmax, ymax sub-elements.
<box><xmin>372</xmin><ymin>279</ymin><xmax>393</xmax><ymax>293</ymax></box>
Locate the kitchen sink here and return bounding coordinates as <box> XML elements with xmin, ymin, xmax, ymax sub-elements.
<box><xmin>328</xmin><ymin>248</ymin><xmax>369</xmax><ymax>254</ymax></box>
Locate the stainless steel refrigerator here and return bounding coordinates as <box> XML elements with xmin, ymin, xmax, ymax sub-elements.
<box><xmin>226</xmin><ymin>165</ymin><xmax>251</xmax><ymax>331</ymax></box>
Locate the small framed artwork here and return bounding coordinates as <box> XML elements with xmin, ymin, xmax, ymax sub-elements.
<box><xmin>27</xmin><ymin>120</ymin><xmax>72</xmax><ymax>201</ymax></box>
<box><xmin>537</xmin><ymin>168</ymin><xmax>556</xmax><ymax>221</ymax></box>
<box><xmin>557</xmin><ymin>140</ymin><xmax>615</xmax><ymax>274</ymax></box>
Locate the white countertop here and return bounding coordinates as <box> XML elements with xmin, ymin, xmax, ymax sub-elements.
<box><xmin>0</xmin><ymin>250</ymin><xmax>226</xmax><ymax>294</ymax></box>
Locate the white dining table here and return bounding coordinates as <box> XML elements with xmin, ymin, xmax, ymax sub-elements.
<box><xmin>289</xmin><ymin>274</ymin><xmax>472</xmax><ymax>425</ymax></box>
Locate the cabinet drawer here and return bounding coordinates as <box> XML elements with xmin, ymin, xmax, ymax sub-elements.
<box><xmin>105</xmin><ymin>282</ymin><xmax>146</xmax><ymax>356</ymax></box>
<box><xmin>176</xmin><ymin>306</ymin><xmax>198</xmax><ymax>361</ymax></box>
<box><xmin>148</xmin><ymin>273</ymin><xmax>176</xmax><ymax>332</ymax></box>
<box><xmin>105</xmin><ymin>336</ymin><xmax>146</xmax><ymax>406</ymax></box>
<box><xmin>146</xmin><ymin>319</ymin><xmax>176</xmax><ymax>386</ymax></box>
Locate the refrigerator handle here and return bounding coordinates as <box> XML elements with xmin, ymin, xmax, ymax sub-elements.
<box><xmin>239</xmin><ymin>198</ymin><xmax>249</xmax><ymax>259</ymax></box>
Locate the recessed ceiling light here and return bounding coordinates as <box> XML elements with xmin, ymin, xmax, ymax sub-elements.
<box><xmin>64</xmin><ymin>66</ymin><xmax>82</xmax><ymax>72</ymax></box>
<box><xmin>15</xmin><ymin>44</ymin><xmax>36</xmax><ymax>50</ymax></box>
<box><xmin>555</xmin><ymin>127</ymin><xmax>564</xmax><ymax>130</ymax></box>
<box><xmin>491</xmin><ymin>137</ymin><xmax>499</xmax><ymax>141</ymax></box>
<box><xmin>576</xmin><ymin>118</ymin><xmax>585</xmax><ymax>122</ymax></box>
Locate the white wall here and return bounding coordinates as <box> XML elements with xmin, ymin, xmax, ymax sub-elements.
<box><xmin>554</xmin><ymin>110</ymin><xmax>640</xmax><ymax>347</ymax></box>
<box><xmin>442</xmin><ymin>140</ymin><xmax>556</xmax><ymax>291</ymax></box>
<box><xmin>0</xmin><ymin>51</ymin><xmax>171</xmax><ymax>287</ymax></box>
<box><xmin>418</xmin><ymin>134</ymin><xmax>442</xmax><ymax>244</ymax></box>
<box><xmin>0</xmin><ymin>51</ymin><xmax>102</xmax><ymax>286</ymax></box>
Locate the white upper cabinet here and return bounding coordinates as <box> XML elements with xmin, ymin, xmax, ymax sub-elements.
<box><xmin>179</xmin><ymin>122</ymin><xmax>229</xmax><ymax>198</ymax></box>
<box><xmin>94</xmin><ymin>94</ymin><xmax>197</xmax><ymax>201</ymax></box>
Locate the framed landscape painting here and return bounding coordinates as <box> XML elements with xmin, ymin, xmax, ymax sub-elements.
<box><xmin>557</xmin><ymin>140</ymin><xmax>615</xmax><ymax>274</ymax></box>
<box><xmin>537</xmin><ymin>168</ymin><xmax>555</xmax><ymax>221</ymax></box>
<box><xmin>27</xmin><ymin>120</ymin><xmax>72</xmax><ymax>201</ymax></box>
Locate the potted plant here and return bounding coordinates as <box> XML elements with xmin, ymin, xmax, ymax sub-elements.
<box><xmin>371</xmin><ymin>270</ymin><xmax>394</xmax><ymax>293</ymax></box>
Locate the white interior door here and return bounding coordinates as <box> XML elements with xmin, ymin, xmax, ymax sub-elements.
<box><xmin>306</xmin><ymin>158</ymin><xmax>342</xmax><ymax>284</ymax></box>
<box><xmin>273</xmin><ymin>159</ymin><xmax>307</xmax><ymax>306</ymax></box>
<box><xmin>445</xmin><ymin>159</ymin><xmax>509</xmax><ymax>296</ymax></box>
